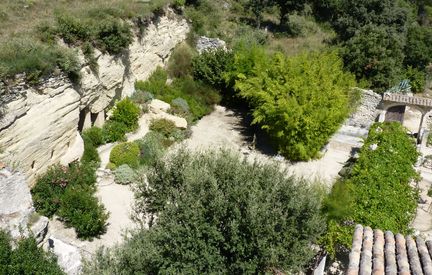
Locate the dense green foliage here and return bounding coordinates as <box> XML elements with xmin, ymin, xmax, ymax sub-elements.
<box><xmin>84</xmin><ymin>149</ymin><xmax>326</xmax><ymax>274</ymax></box>
<box><xmin>109</xmin><ymin>142</ymin><xmax>140</xmax><ymax>168</ymax></box>
<box><xmin>0</xmin><ymin>231</ymin><xmax>64</xmax><ymax>275</ymax></box>
<box><xmin>135</xmin><ymin>67</ymin><xmax>221</xmax><ymax>121</ymax></box>
<box><xmin>31</xmin><ymin>163</ymin><xmax>108</xmax><ymax>239</ymax></box>
<box><xmin>149</xmin><ymin>119</ymin><xmax>178</xmax><ymax>138</ymax></box>
<box><xmin>82</xmin><ymin>127</ymin><xmax>105</xmax><ymax>147</ymax></box>
<box><xmin>0</xmin><ymin>39</ymin><xmax>80</xmax><ymax>83</ymax></box>
<box><xmin>100</xmin><ymin>98</ymin><xmax>140</xmax><ymax>143</ymax></box>
<box><xmin>136</xmin><ymin>132</ymin><xmax>168</xmax><ymax>166</ymax></box>
<box><xmin>110</xmin><ymin>98</ymin><xmax>141</xmax><ymax>132</ymax></box>
<box><xmin>323</xmin><ymin>122</ymin><xmax>419</xmax><ymax>255</ymax></box>
<box><xmin>57</xmin><ymin>186</ymin><xmax>108</xmax><ymax>239</ymax></box>
<box><xmin>192</xmin><ymin>48</ymin><xmax>234</xmax><ymax>89</ymax></box>
<box><xmin>167</xmin><ymin>43</ymin><xmax>196</xmax><ymax>78</ymax></box>
<box><xmin>234</xmin><ymin>50</ymin><xmax>356</xmax><ymax>160</ymax></box>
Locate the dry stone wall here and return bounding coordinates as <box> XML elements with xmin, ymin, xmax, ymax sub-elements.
<box><xmin>0</xmin><ymin>9</ymin><xmax>189</xmax><ymax>185</ymax></box>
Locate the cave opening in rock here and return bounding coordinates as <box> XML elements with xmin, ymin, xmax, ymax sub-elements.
<box><xmin>78</xmin><ymin>109</ymin><xmax>87</xmax><ymax>132</ymax></box>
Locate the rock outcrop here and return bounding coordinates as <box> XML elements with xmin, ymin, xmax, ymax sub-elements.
<box><xmin>0</xmin><ymin>9</ymin><xmax>189</xmax><ymax>185</ymax></box>
<box><xmin>0</xmin><ymin>167</ymin><xmax>48</xmax><ymax>243</ymax></box>
<box><xmin>48</xmin><ymin>237</ymin><xmax>82</xmax><ymax>275</ymax></box>
<box><xmin>196</xmin><ymin>36</ymin><xmax>227</xmax><ymax>53</ymax></box>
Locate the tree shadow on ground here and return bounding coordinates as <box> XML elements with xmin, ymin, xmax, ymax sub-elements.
<box><xmin>221</xmin><ymin>99</ymin><xmax>278</xmax><ymax>156</ymax></box>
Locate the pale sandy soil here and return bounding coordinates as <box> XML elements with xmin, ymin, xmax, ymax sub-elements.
<box><xmin>182</xmin><ymin>105</ymin><xmax>363</xmax><ymax>187</ymax></box>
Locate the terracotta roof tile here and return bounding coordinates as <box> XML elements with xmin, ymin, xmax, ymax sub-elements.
<box><xmin>348</xmin><ymin>225</ymin><xmax>432</xmax><ymax>274</ymax></box>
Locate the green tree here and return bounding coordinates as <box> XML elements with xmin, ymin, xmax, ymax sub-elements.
<box><xmin>246</xmin><ymin>0</ymin><xmax>273</xmax><ymax>28</ymax></box>
<box><xmin>331</xmin><ymin>0</ymin><xmax>412</xmax><ymax>41</ymax></box>
<box><xmin>404</xmin><ymin>23</ymin><xmax>432</xmax><ymax>69</ymax></box>
<box><xmin>84</xmin><ymin>149</ymin><xmax>326</xmax><ymax>274</ymax></box>
<box><xmin>235</xmin><ymin>50</ymin><xmax>356</xmax><ymax>160</ymax></box>
<box><xmin>274</xmin><ymin>0</ymin><xmax>307</xmax><ymax>27</ymax></box>
<box><xmin>342</xmin><ymin>24</ymin><xmax>406</xmax><ymax>92</ymax></box>
<box><xmin>110</xmin><ymin>98</ymin><xmax>140</xmax><ymax>132</ymax></box>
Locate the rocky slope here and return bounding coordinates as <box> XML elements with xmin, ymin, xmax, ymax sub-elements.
<box><xmin>0</xmin><ymin>9</ymin><xmax>189</xmax><ymax>185</ymax></box>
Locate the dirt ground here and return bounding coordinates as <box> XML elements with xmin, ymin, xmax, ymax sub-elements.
<box><xmin>183</xmin><ymin>105</ymin><xmax>363</xmax><ymax>187</ymax></box>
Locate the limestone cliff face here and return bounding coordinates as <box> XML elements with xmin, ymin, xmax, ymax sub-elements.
<box><xmin>0</xmin><ymin>10</ymin><xmax>189</xmax><ymax>185</ymax></box>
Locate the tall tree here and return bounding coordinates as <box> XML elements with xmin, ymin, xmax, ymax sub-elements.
<box><xmin>246</xmin><ymin>0</ymin><xmax>272</xmax><ymax>28</ymax></box>
<box><xmin>275</xmin><ymin>0</ymin><xmax>307</xmax><ymax>27</ymax></box>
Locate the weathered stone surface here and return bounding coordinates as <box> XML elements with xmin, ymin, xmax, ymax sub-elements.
<box><xmin>30</xmin><ymin>215</ymin><xmax>49</xmax><ymax>244</ymax></box>
<box><xmin>149</xmin><ymin>99</ymin><xmax>171</xmax><ymax>113</ymax></box>
<box><xmin>0</xmin><ymin>9</ymin><xmax>189</xmax><ymax>185</ymax></box>
<box><xmin>196</xmin><ymin>36</ymin><xmax>227</xmax><ymax>53</ymax></box>
<box><xmin>347</xmin><ymin>89</ymin><xmax>382</xmax><ymax>129</ymax></box>
<box><xmin>0</xmin><ymin>168</ymin><xmax>33</xmax><ymax>239</ymax></box>
<box><xmin>60</xmin><ymin>131</ymin><xmax>84</xmax><ymax>166</ymax></box>
<box><xmin>0</xmin><ymin>78</ymin><xmax>81</xmax><ymax>185</ymax></box>
<box><xmin>48</xmin><ymin>236</ymin><xmax>82</xmax><ymax>275</ymax></box>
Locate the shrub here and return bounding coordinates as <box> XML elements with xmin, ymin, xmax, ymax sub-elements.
<box><xmin>110</xmin><ymin>98</ymin><xmax>141</xmax><ymax>132</ymax></box>
<box><xmin>234</xmin><ymin>50</ymin><xmax>356</xmax><ymax>160</ymax></box>
<box><xmin>32</xmin><ymin>165</ymin><xmax>70</xmax><ymax>217</ymax></box>
<box><xmin>136</xmin><ymin>132</ymin><xmax>167</xmax><ymax>166</ymax></box>
<box><xmin>324</xmin><ymin>122</ymin><xmax>419</xmax><ymax>256</ymax></box>
<box><xmin>135</xmin><ymin>67</ymin><xmax>168</xmax><ymax>97</ymax></box>
<box><xmin>404</xmin><ymin>66</ymin><xmax>426</xmax><ymax>93</ymax></box>
<box><xmin>192</xmin><ymin>48</ymin><xmax>234</xmax><ymax>89</ymax></box>
<box><xmin>32</xmin><ymin>163</ymin><xmax>97</xmax><ymax>218</ymax></box>
<box><xmin>81</xmin><ymin>135</ymin><xmax>101</xmax><ymax>164</ymax></box>
<box><xmin>167</xmin><ymin>43</ymin><xmax>196</xmax><ymax>78</ymax></box>
<box><xmin>82</xmin><ymin>127</ymin><xmax>105</xmax><ymax>147</ymax></box>
<box><xmin>31</xmin><ymin>162</ymin><xmax>106</xmax><ymax>240</ymax></box>
<box><xmin>114</xmin><ymin>165</ymin><xmax>136</xmax><ymax>185</ymax></box>
<box><xmin>131</xmin><ymin>90</ymin><xmax>154</xmax><ymax>105</ymax></box>
<box><xmin>106</xmin><ymin>162</ymin><xmax>117</xmax><ymax>170</ymax></box>
<box><xmin>56</xmin><ymin>14</ymin><xmax>90</xmax><ymax>45</ymax></box>
<box><xmin>102</xmin><ymin>120</ymin><xmax>128</xmax><ymax>143</ymax></box>
<box><xmin>0</xmin><ymin>231</ymin><xmax>11</xmax><ymax>274</ymax></box>
<box><xmin>85</xmin><ymin>149</ymin><xmax>325</xmax><ymax>274</ymax></box>
<box><xmin>95</xmin><ymin>18</ymin><xmax>132</xmax><ymax>55</ymax></box>
<box><xmin>110</xmin><ymin>142</ymin><xmax>140</xmax><ymax>168</ymax></box>
<box><xmin>58</xmin><ymin>186</ymin><xmax>108</xmax><ymax>239</ymax></box>
<box><xmin>3</xmin><ymin>232</ymin><xmax>63</xmax><ymax>275</ymax></box>
<box><xmin>135</xmin><ymin>69</ymin><xmax>220</xmax><ymax>121</ymax></box>
<box><xmin>149</xmin><ymin>118</ymin><xmax>178</xmax><ymax>138</ymax></box>
<box><xmin>0</xmin><ymin>38</ymin><xmax>80</xmax><ymax>83</ymax></box>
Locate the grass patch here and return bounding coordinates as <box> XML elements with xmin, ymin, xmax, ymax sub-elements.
<box><xmin>0</xmin><ymin>38</ymin><xmax>80</xmax><ymax>83</ymax></box>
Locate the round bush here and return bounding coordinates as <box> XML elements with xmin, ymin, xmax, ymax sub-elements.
<box><xmin>110</xmin><ymin>98</ymin><xmax>140</xmax><ymax>132</ymax></box>
<box><xmin>136</xmin><ymin>132</ymin><xmax>166</xmax><ymax>166</ymax></box>
<box><xmin>110</xmin><ymin>142</ymin><xmax>140</xmax><ymax>168</ymax></box>
<box><xmin>114</xmin><ymin>164</ymin><xmax>136</xmax><ymax>185</ymax></box>
<box><xmin>149</xmin><ymin>118</ymin><xmax>178</xmax><ymax>138</ymax></box>
<box><xmin>102</xmin><ymin>120</ymin><xmax>128</xmax><ymax>143</ymax></box>
<box><xmin>58</xmin><ymin>186</ymin><xmax>108</xmax><ymax>240</ymax></box>
<box><xmin>82</xmin><ymin>127</ymin><xmax>105</xmax><ymax>146</ymax></box>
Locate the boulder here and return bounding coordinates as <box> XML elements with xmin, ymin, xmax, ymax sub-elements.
<box><xmin>48</xmin><ymin>237</ymin><xmax>82</xmax><ymax>275</ymax></box>
<box><xmin>196</xmin><ymin>36</ymin><xmax>227</xmax><ymax>53</ymax></box>
<box><xmin>149</xmin><ymin>99</ymin><xmax>171</xmax><ymax>114</ymax></box>
<box><xmin>30</xmin><ymin>216</ymin><xmax>49</xmax><ymax>244</ymax></box>
<box><xmin>0</xmin><ymin>168</ymin><xmax>34</xmax><ymax>239</ymax></box>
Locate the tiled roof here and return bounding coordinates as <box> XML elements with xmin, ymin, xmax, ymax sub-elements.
<box><xmin>347</xmin><ymin>224</ymin><xmax>432</xmax><ymax>275</ymax></box>
<box><xmin>383</xmin><ymin>93</ymin><xmax>432</xmax><ymax>108</ymax></box>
